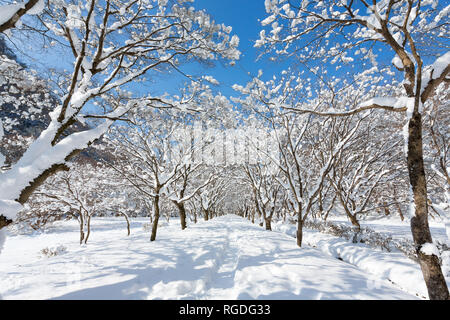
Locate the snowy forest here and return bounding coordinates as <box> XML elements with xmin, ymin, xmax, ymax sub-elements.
<box><xmin>0</xmin><ymin>0</ymin><xmax>449</xmax><ymax>301</ymax></box>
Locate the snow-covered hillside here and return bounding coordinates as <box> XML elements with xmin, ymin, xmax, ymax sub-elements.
<box><xmin>0</xmin><ymin>215</ymin><xmax>418</xmax><ymax>300</ymax></box>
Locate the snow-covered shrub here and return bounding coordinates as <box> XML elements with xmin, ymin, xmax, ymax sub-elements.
<box><xmin>142</xmin><ymin>220</ymin><xmax>167</xmax><ymax>232</ymax></box>
<box><xmin>13</xmin><ymin>203</ymin><xmax>69</xmax><ymax>234</ymax></box>
<box><xmin>303</xmin><ymin>219</ymin><xmax>450</xmax><ymax>264</ymax></box>
<box><xmin>39</xmin><ymin>245</ymin><xmax>67</xmax><ymax>258</ymax></box>
<box><xmin>303</xmin><ymin>219</ymin><xmax>416</xmax><ymax>258</ymax></box>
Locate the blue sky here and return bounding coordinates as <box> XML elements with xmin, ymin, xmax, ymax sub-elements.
<box><xmin>190</xmin><ymin>0</ymin><xmax>284</xmax><ymax>96</ymax></box>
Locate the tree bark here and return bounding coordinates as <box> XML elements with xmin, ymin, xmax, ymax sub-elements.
<box><xmin>79</xmin><ymin>213</ymin><xmax>85</xmax><ymax>245</ymax></box>
<box><xmin>0</xmin><ymin>216</ymin><xmax>12</xmax><ymax>229</ymax></box>
<box><xmin>337</xmin><ymin>190</ymin><xmax>361</xmax><ymax>229</ymax></box>
<box><xmin>265</xmin><ymin>218</ymin><xmax>272</xmax><ymax>231</ymax></box>
<box><xmin>176</xmin><ymin>202</ymin><xmax>187</xmax><ymax>230</ymax></box>
<box><xmin>122</xmin><ymin>213</ymin><xmax>130</xmax><ymax>236</ymax></box>
<box><xmin>393</xmin><ymin>187</ymin><xmax>405</xmax><ymax>221</ymax></box>
<box><xmin>150</xmin><ymin>195</ymin><xmax>160</xmax><ymax>242</ymax></box>
<box><xmin>0</xmin><ymin>0</ymin><xmax>40</xmax><ymax>33</ymax></box>
<box><xmin>296</xmin><ymin>216</ymin><xmax>303</xmax><ymax>247</ymax></box>
<box><xmin>407</xmin><ymin>111</ymin><xmax>449</xmax><ymax>300</ymax></box>
<box><xmin>383</xmin><ymin>202</ymin><xmax>390</xmax><ymax>216</ymax></box>
<box><xmin>348</xmin><ymin>214</ymin><xmax>361</xmax><ymax>230</ymax></box>
<box><xmin>84</xmin><ymin>214</ymin><xmax>91</xmax><ymax>244</ymax></box>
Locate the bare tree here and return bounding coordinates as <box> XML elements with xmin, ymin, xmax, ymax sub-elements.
<box><xmin>243</xmin><ymin>163</ymin><xmax>281</xmax><ymax>231</ymax></box>
<box><xmin>105</xmin><ymin>108</ymin><xmax>181</xmax><ymax>241</ymax></box>
<box><xmin>168</xmin><ymin>164</ymin><xmax>214</xmax><ymax>230</ymax></box>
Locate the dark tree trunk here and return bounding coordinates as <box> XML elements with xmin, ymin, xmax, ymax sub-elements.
<box><xmin>407</xmin><ymin>111</ymin><xmax>449</xmax><ymax>300</ymax></box>
<box><xmin>150</xmin><ymin>195</ymin><xmax>160</xmax><ymax>242</ymax></box>
<box><xmin>296</xmin><ymin>215</ymin><xmax>303</xmax><ymax>247</ymax></box>
<box><xmin>0</xmin><ymin>0</ymin><xmax>40</xmax><ymax>33</ymax></box>
<box><xmin>383</xmin><ymin>202</ymin><xmax>390</xmax><ymax>216</ymax></box>
<box><xmin>176</xmin><ymin>202</ymin><xmax>187</xmax><ymax>230</ymax></box>
<box><xmin>348</xmin><ymin>214</ymin><xmax>361</xmax><ymax>230</ymax></box>
<box><xmin>338</xmin><ymin>190</ymin><xmax>361</xmax><ymax>229</ymax></box>
<box><xmin>318</xmin><ymin>189</ymin><xmax>323</xmax><ymax>217</ymax></box>
<box><xmin>0</xmin><ymin>216</ymin><xmax>12</xmax><ymax>229</ymax></box>
<box><xmin>204</xmin><ymin>209</ymin><xmax>209</xmax><ymax>221</ymax></box>
<box><xmin>398</xmin><ymin>205</ymin><xmax>405</xmax><ymax>221</ymax></box>
<box><xmin>79</xmin><ymin>213</ymin><xmax>85</xmax><ymax>245</ymax></box>
<box><xmin>393</xmin><ymin>188</ymin><xmax>405</xmax><ymax>221</ymax></box>
<box><xmin>265</xmin><ymin>218</ymin><xmax>272</xmax><ymax>231</ymax></box>
<box><xmin>122</xmin><ymin>213</ymin><xmax>130</xmax><ymax>236</ymax></box>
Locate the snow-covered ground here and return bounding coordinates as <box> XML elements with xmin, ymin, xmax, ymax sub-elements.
<box><xmin>273</xmin><ymin>216</ymin><xmax>450</xmax><ymax>300</ymax></box>
<box><xmin>0</xmin><ymin>215</ymin><xmax>422</xmax><ymax>300</ymax></box>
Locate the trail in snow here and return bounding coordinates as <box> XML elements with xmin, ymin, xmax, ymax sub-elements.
<box><xmin>0</xmin><ymin>215</ymin><xmax>417</xmax><ymax>299</ymax></box>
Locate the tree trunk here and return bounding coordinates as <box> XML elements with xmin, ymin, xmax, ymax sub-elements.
<box><xmin>397</xmin><ymin>204</ymin><xmax>405</xmax><ymax>221</ymax></box>
<box><xmin>339</xmin><ymin>192</ymin><xmax>361</xmax><ymax>229</ymax></box>
<box><xmin>383</xmin><ymin>202</ymin><xmax>390</xmax><ymax>216</ymax></box>
<box><xmin>84</xmin><ymin>214</ymin><xmax>91</xmax><ymax>244</ymax></box>
<box><xmin>204</xmin><ymin>209</ymin><xmax>209</xmax><ymax>221</ymax></box>
<box><xmin>348</xmin><ymin>213</ymin><xmax>361</xmax><ymax>230</ymax></box>
<box><xmin>318</xmin><ymin>189</ymin><xmax>323</xmax><ymax>218</ymax></box>
<box><xmin>176</xmin><ymin>202</ymin><xmax>187</xmax><ymax>230</ymax></box>
<box><xmin>0</xmin><ymin>216</ymin><xmax>12</xmax><ymax>230</ymax></box>
<box><xmin>296</xmin><ymin>215</ymin><xmax>303</xmax><ymax>247</ymax></box>
<box><xmin>150</xmin><ymin>195</ymin><xmax>160</xmax><ymax>242</ymax></box>
<box><xmin>393</xmin><ymin>187</ymin><xmax>405</xmax><ymax>221</ymax></box>
<box><xmin>122</xmin><ymin>213</ymin><xmax>130</xmax><ymax>236</ymax></box>
<box><xmin>265</xmin><ymin>218</ymin><xmax>272</xmax><ymax>231</ymax></box>
<box><xmin>407</xmin><ymin>111</ymin><xmax>449</xmax><ymax>300</ymax></box>
<box><xmin>79</xmin><ymin>213</ymin><xmax>85</xmax><ymax>245</ymax></box>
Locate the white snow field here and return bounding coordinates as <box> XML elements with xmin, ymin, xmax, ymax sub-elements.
<box><xmin>0</xmin><ymin>215</ymin><xmax>420</xmax><ymax>300</ymax></box>
<box><xmin>273</xmin><ymin>216</ymin><xmax>450</xmax><ymax>300</ymax></box>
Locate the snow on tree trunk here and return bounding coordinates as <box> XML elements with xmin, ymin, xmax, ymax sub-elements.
<box><xmin>407</xmin><ymin>111</ymin><xmax>449</xmax><ymax>300</ymax></box>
